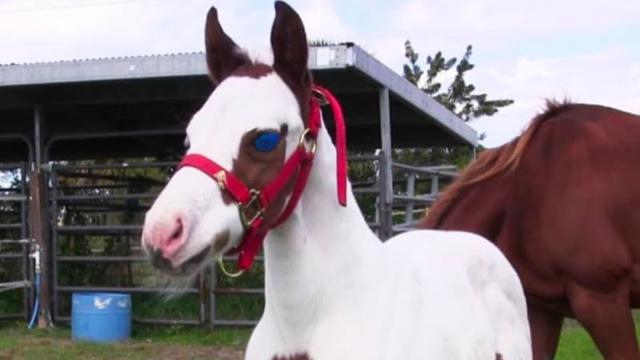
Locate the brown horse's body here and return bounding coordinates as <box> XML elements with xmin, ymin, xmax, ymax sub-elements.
<box><xmin>422</xmin><ymin>102</ymin><xmax>640</xmax><ymax>360</ymax></box>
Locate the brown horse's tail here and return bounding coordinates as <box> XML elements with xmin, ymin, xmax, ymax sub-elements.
<box><xmin>422</xmin><ymin>99</ymin><xmax>571</xmax><ymax>229</ymax></box>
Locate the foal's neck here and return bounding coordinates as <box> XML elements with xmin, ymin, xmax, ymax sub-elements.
<box><xmin>262</xmin><ymin>126</ymin><xmax>380</xmax><ymax>339</ymax></box>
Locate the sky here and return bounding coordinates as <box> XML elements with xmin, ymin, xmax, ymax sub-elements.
<box><xmin>0</xmin><ymin>0</ymin><xmax>638</xmax><ymax>147</ymax></box>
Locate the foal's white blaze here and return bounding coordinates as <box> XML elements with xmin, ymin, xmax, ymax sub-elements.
<box><xmin>142</xmin><ymin>72</ymin><xmax>302</xmax><ymax>269</ymax></box>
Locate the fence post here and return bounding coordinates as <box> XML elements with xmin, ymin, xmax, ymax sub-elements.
<box><xmin>32</xmin><ymin>106</ymin><xmax>53</xmax><ymax>328</ymax></box>
<box><xmin>378</xmin><ymin>87</ymin><xmax>393</xmax><ymax>240</ymax></box>
<box><xmin>404</xmin><ymin>172</ymin><xmax>416</xmax><ymax>226</ymax></box>
<box><xmin>29</xmin><ymin>167</ymin><xmax>52</xmax><ymax>328</ymax></box>
<box><xmin>430</xmin><ymin>175</ymin><xmax>439</xmax><ymax>197</ymax></box>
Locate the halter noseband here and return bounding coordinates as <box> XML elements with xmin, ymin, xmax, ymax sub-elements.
<box><xmin>178</xmin><ymin>85</ymin><xmax>347</xmax><ymax>272</ymax></box>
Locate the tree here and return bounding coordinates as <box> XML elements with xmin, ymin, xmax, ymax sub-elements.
<box><xmin>391</xmin><ymin>41</ymin><xmax>516</xmax><ymax>206</ymax></box>
<box><xmin>403</xmin><ymin>41</ymin><xmax>514</xmax><ymax>124</ymax></box>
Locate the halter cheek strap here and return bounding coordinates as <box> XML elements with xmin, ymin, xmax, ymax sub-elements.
<box><xmin>178</xmin><ymin>85</ymin><xmax>347</xmax><ymax>271</ymax></box>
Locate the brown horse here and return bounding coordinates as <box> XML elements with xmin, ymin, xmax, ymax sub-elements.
<box><xmin>422</xmin><ymin>101</ymin><xmax>640</xmax><ymax>360</ymax></box>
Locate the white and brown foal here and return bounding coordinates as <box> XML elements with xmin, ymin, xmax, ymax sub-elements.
<box><xmin>142</xmin><ymin>2</ymin><xmax>532</xmax><ymax>359</ymax></box>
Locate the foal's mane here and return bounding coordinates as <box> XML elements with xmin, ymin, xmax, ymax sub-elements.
<box><xmin>425</xmin><ymin>100</ymin><xmax>571</xmax><ymax>227</ymax></box>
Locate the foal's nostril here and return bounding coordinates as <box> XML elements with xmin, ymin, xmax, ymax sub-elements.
<box><xmin>169</xmin><ymin>218</ymin><xmax>184</xmax><ymax>242</ymax></box>
<box><xmin>149</xmin><ymin>249</ymin><xmax>174</xmax><ymax>272</ymax></box>
<box><xmin>159</xmin><ymin>217</ymin><xmax>187</xmax><ymax>259</ymax></box>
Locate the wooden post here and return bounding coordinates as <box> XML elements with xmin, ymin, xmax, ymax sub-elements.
<box><xmin>31</xmin><ymin>105</ymin><xmax>52</xmax><ymax>328</ymax></box>
<box><xmin>29</xmin><ymin>168</ymin><xmax>52</xmax><ymax>328</ymax></box>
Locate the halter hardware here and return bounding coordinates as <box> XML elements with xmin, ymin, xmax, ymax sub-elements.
<box><xmin>239</xmin><ymin>189</ymin><xmax>264</xmax><ymax>229</ymax></box>
<box><xmin>298</xmin><ymin>128</ymin><xmax>317</xmax><ymax>155</ymax></box>
<box><xmin>218</xmin><ymin>257</ymin><xmax>245</xmax><ymax>278</ymax></box>
<box><xmin>178</xmin><ymin>85</ymin><xmax>347</xmax><ymax>275</ymax></box>
<box><xmin>213</xmin><ymin>171</ymin><xmax>227</xmax><ymax>190</ymax></box>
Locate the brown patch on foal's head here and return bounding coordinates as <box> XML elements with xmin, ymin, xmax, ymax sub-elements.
<box><xmin>203</xmin><ymin>2</ymin><xmax>312</xmax><ymax>229</ymax></box>
<box><xmin>232</xmin><ymin>63</ymin><xmax>274</xmax><ymax>79</ymax></box>
<box><xmin>271</xmin><ymin>1</ymin><xmax>313</xmax><ymax>121</ymax></box>
<box><xmin>423</xmin><ymin>99</ymin><xmax>573</xmax><ymax>228</ymax></box>
<box><xmin>204</xmin><ymin>2</ymin><xmax>311</xmax><ymax>119</ymax></box>
<box><xmin>232</xmin><ymin>125</ymin><xmax>298</xmax><ymax>229</ymax></box>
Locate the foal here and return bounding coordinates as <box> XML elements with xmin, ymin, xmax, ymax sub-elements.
<box><xmin>142</xmin><ymin>2</ymin><xmax>531</xmax><ymax>359</ymax></box>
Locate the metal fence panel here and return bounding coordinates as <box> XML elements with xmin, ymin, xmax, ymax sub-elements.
<box><xmin>0</xmin><ymin>163</ymin><xmax>32</xmax><ymax>320</ymax></box>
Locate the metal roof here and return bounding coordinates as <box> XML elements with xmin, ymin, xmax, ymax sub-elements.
<box><xmin>0</xmin><ymin>52</ymin><xmax>207</xmax><ymax>85</ymax></box>
<box><xmin>0</xmin><ymin>44</ymin><xmax>476</xmax><ymax>162</ymax></box>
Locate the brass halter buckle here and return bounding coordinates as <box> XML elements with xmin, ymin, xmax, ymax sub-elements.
<box><xmin>238</xmin><ymin>189</ymin><xmax>264</xmax><ymax>229</ymax></box>
<box><xmin>298</xmin><ymin>128</ymin><xmax>317</xmax><ymax>155</ymax></box>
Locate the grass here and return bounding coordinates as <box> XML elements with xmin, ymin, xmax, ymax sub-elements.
<box><xmin>2</xmin><ymin>315</ymin><xmax>640</xmax><ymax>359</ymax></box>
<box><xmin>555</xmin><ymin>315</ymin><xmax>640</xmax><ymax>360</ymax></box>
<box><xmin>0</xmin><ymin>320</ymin><xmax>612</xmax><ymax>360</ymax></box>
<box><xmin>0</xmin><ymin>322</ymin><xmax>251</xmax><ymax>360</ymax></box>
<box><xmin>555</xmin><ymin>320</ymin><xmax>603</xmax><ymax>360</ymax></box>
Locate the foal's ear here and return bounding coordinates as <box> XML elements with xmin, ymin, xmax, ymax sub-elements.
<box><xmin>270</xmin><ymin>1</ymin><xmax>310</xmax><ymax>87</ymax></box>
<box><xmin>205</xmin><ymin>7</ymin><xmax>250</xmax><ymax>84</ymax></box>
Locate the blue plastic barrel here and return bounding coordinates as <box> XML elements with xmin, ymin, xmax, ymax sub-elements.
<box><xmin>71</xmin><ymin>292</ymin><xmax>131</xmax><ymax>343</ymax></box>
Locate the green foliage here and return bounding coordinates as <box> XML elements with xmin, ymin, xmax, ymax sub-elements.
<box><xmin>216</xmin><ymin>258</ymin><xmax>265</xmax><ymax>321</ymax></box>
<box><xmin>395</xmin><ymin>41</ymin><xmax>512</xmax><ymax>175</ymax></box>
<box><xmin>0</xmin><ymin>291</ymin><xmax>23</xmax><ymax>314</ymax></box>
<box><xmin>403</xmin><ymin>40</ymin><xmax>514</xmax><ymax>123</ymax></box>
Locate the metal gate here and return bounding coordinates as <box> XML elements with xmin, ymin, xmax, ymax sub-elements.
<box><xmin>49</xmin><ymin>160</ymin><xmax>208</xmax><ymax>325</ymax></box>
<box><xmin>0</xmin><ymin>162</ymin><xmax>32</xmax><ymax>321</ymax></box>
<box><xmin>46</xmin><ymin>155</ymin><xmax>456</xmax><ymax>328</ymax></box>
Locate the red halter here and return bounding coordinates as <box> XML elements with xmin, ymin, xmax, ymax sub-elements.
<box><xmin>178</xmin><ymin>85</ymin><xmax>347</xmax><ymax>271</ymax></box>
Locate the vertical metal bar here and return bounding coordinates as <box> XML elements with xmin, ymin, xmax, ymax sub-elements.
<box><xmin>209</xmin><ymin>263</ymin><xmax>217</xmax><ymax>331</ymax></box>
<box><xmin>374</xmin><ymin>159</ymin><xmax>381</xmax><ymax>235</ymax></box>
<box><xmin>197</xmin><ymin>271</ymin><xmax>205</xmax><ymax>326</ymax></box>
<box><xmin>20</xmin><ymin>164</ymin><xmax>30</xmax><ymax>319</ymax></box>
<box><xmin>378</xmin><ymin>87</ymin><xmax>393</xmax><ymax>240</ymax></box>
<box><xmin>34</xmin><ymin>107</ymin><xmax>43</xmax><ymax>167</ymax></box>
<box><xmin>430</xmin><ymin>175</ymin><xmax>439</xmax><ymax>196</ymax></box>
<box><xmin>50</xmin><ymin>166</ymin><xmax>59</xmax><ymax>324</ymax></box>
<box><xmin>404</xmin><ymin>173</ymin><xmax>415</xmax><ymax>226</ymax></box>
<box><xmin>374</xmin><ymin>172</ymin><xmax>381</xmax><ymax>236</ymax></box>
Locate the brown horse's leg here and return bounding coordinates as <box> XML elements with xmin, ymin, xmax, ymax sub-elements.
<box><xmin>568</xmin><ymin>285</ymin><xmax>640</xmax><ymax>360</ymax></box>
<box><xmin>528</xmin><ymin>305</ymin><xmax>564</xmax><ymax>360</ymax></box>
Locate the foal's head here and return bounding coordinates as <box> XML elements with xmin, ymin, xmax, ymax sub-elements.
<box><xmin>142</xmin><ymin>2</ymin><xmax>312</xmax><ymax>275</ymax></box>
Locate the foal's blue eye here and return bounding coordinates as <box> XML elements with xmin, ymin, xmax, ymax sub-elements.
<box><xmin>253</xmin><ymin>132</ymin><xmax>280</xmax><ymax>152</ymax></box>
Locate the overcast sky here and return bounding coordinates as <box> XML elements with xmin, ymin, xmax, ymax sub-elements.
<box><xmin>1</xmin><ymin>0</ymin><xmax>638</xmax><ymax>147</ymax></box>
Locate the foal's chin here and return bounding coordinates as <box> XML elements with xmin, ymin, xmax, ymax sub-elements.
<box><xmin>151</xmin><ymin>230</ymin><xmax>237</xmax><ymax>278</ymax></box>
<box><xmin>148</xmin><ymin>245</ymin><xmax>212</xmax><ymax>278</ymax></box>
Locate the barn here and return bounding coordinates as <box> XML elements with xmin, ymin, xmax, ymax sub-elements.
<box><xmin>0</xmin><ymin>44</ymin><xmax>476</xmax><ymax>327</ymax></box>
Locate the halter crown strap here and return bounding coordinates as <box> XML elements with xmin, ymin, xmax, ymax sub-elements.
<box><xmin>178</xmin><ymin>85</ymin><xmax>347</xmax><ymax>271</ymax></box>
<box><xmin>313</xmin><ymin>85</ymin><xmax>347</xmax><ymax>206</ymax></box>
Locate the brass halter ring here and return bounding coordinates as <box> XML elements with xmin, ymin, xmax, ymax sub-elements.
<box><xmin>298</xmin><ymin>128</ymin><xmax>317</xmax><ymax>155</ymax></box>
<box><xmin>218</xmin><ymin>257</ymin><xmax>245</xmax><ymax>278</ymax></box>
<box><xmin>311</xmin><ymin>88</ymin><xmax>329</xmax><ymax>106</ymax></box>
